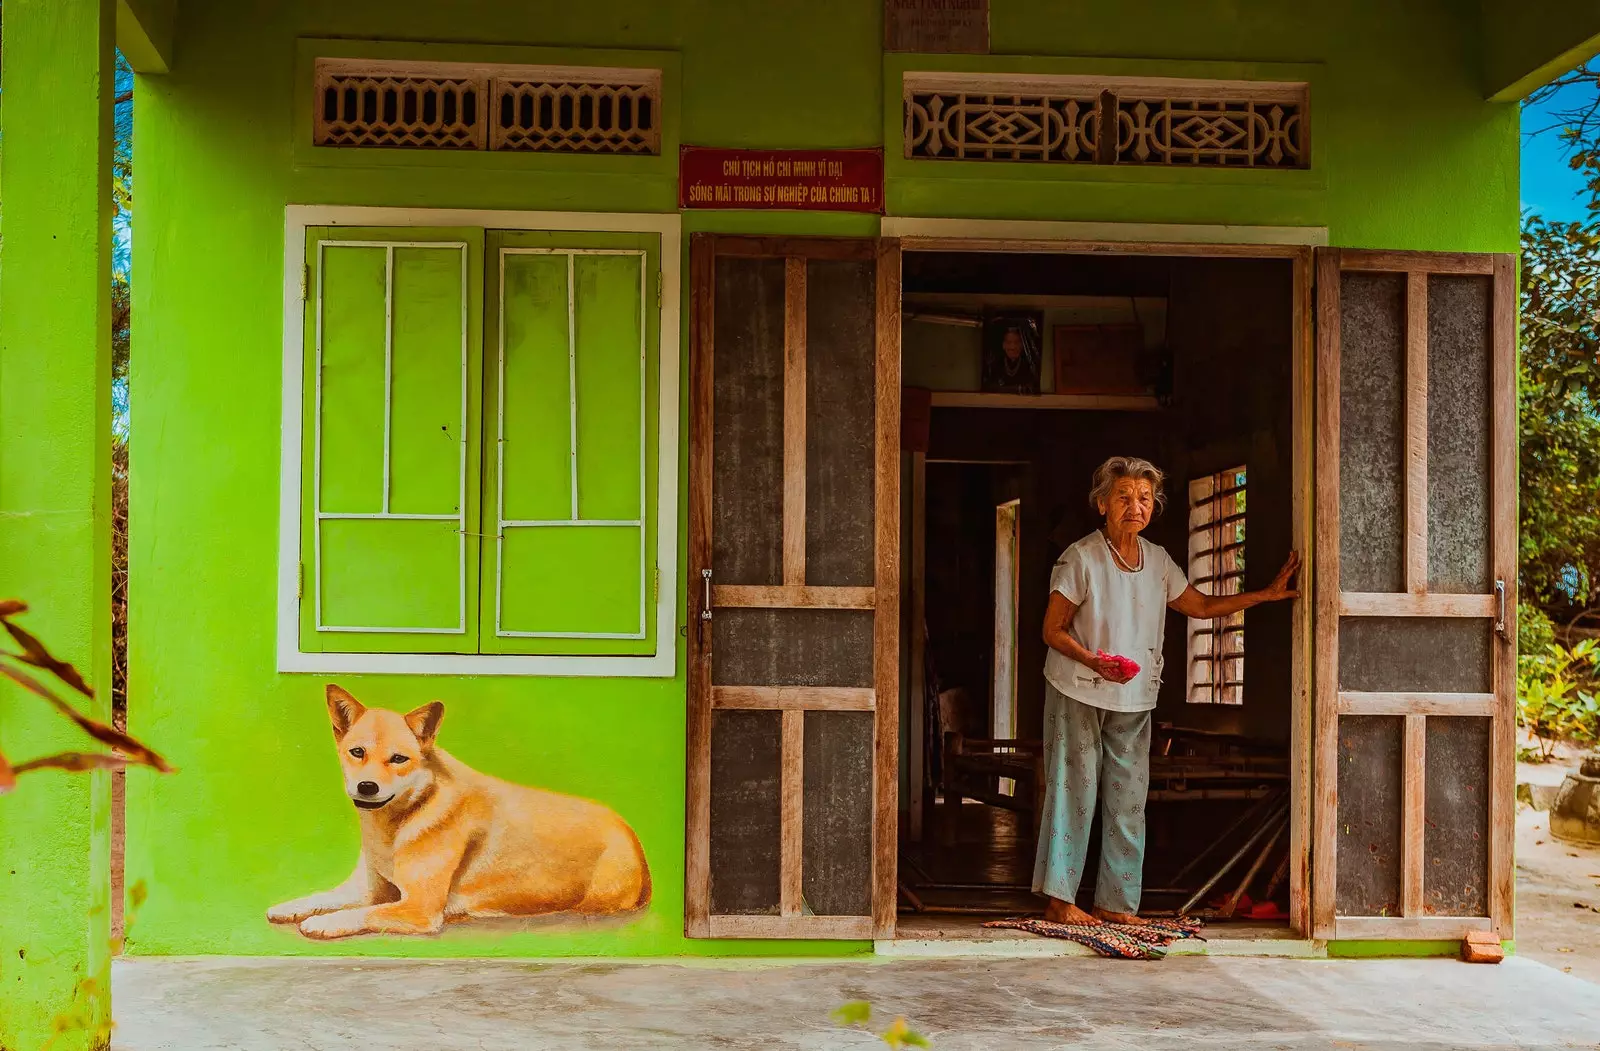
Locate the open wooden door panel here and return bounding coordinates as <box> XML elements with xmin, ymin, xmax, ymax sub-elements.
<box><xmin>1312</xmin><ymin>249</ymin><xmax>1516</xmax><ymax>941</ymax></box>
<box><xmin>685</xmin><ymin>235</ymin><xmax>901</xmax><ymax>939</ymax></box>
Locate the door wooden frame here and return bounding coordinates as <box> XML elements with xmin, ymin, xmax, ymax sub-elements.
<box><xmin>895</xmin><ymin>235</ymin><xmax>1316</xmax><ymax>938</ymax></box>
<box><xmin>1310</xmin><ymin>248</ymin><xmax>1517</xmax><ymax>942</ymax></box>
<box><xmin>685</xmin><ymin>233</ymin><xmax>901</xmax><ymax>940</ymax></box>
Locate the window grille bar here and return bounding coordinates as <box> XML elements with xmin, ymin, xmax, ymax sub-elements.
<box><xmin>1191</xmin><ymin>541</ymin><xmax>1246</xmax><ymax>563</ymax></box>
<box><xmin>1190</xmin><ymin>510</ymin><xmax>1245</xmax><ymax>535</ymax></box>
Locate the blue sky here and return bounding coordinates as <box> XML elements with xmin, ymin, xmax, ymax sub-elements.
<box><xmin>1522</xmin><ymin>77</ymin><xmax>1599</xmax><ymax>223</ymax></box>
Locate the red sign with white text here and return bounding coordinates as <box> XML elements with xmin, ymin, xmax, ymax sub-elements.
<box><xmin>679</xmin><ymin>147</ymin><xmax>885</xmax><ymax>213</ymax></box>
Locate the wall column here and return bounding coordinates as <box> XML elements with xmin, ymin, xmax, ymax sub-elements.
<box><xmin>0</xmin><ymin>0</ymin><xmax>117</xmax><ymax>1047</ymax></box>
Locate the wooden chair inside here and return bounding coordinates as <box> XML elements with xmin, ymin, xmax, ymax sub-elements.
<box><xmin>935</xmin><ymin>686</ymin><xmax>1045</xmax><ymax>846</ymax></box>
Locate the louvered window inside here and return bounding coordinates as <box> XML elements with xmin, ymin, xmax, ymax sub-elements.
<box><xmin>1187</xmin><ymin>467</ymin><xmax>1246</xmax><ymax>705</ymax></box>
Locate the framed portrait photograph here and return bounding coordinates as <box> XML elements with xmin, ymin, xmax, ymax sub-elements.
<box><xmin>980</xmin><ymin>312</ymin><xmax>1043</xmax><ymax>394</ymax></box>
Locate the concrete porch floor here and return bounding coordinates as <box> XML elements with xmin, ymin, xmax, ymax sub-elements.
<box><xmin>113</xmin><ymin>954</ymin><xmax>1600</xmax><ymax>1050</ymax></box>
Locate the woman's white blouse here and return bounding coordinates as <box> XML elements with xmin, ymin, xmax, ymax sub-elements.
<box><xmin>1043</xmin><ymin>531</ymin><xmax>1189</xmax><ymax>713</ymax></box>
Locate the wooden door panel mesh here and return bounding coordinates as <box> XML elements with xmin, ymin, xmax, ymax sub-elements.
<box><xmin>687</xmin><ymin>236</ymin><xmax>899</xmax><ymax>940</ymax></box>
<box><xmin>1314</xmin><ymin>249</ymin><xmax>1514</xmax><ymax>942</ymax></box>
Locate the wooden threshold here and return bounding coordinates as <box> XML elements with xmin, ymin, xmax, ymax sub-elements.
<box><xmin>712</xmin><ymin>585</ymin><xmax>875</xmax><ymax>609</ymax></box>
<box><xmin>706</xmin><ymin>915</ymin><xmax>875</xmax><ymax>940</ymax></box>
<box><xmin>712</xmin><ymin>685</ymin><xmax>875</xmax><ymax>711</ymax></box>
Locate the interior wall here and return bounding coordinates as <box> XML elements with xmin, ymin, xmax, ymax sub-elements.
<box><xmin>1159</xmin><ymin>257</ymin><xmax>1296</xmax><ymax>743</ymax></box>
<box><xmin>914</xmin><ymin>254</ymin><xmax>1295</xmax><ymax>746</ymax></box>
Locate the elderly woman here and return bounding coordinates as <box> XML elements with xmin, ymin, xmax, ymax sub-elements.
<box><xmin>1036</xmin><ymin>456</ymin><xmax>1299</xmax><ymax>926</ymax></box>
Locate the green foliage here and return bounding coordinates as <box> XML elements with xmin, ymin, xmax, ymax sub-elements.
<box><xmin>1520</xmin><ymin>68</ymin><xmax>1600</xmax><ymax>631</ymax></box>
<box><xmin>831</xmin><ymin>1001</ymin><xmax>873</xmax><ymax>1026</ymax></box>
<box><xmin>1519</xmin><ymin>604</ymin><xmax>1556</xmax><ymax>660</ymax></box>
<box><xmin>832</xmin><ymin>1001</ymin><xmax>931</xmax><ymax>1048</ymax></box>
<box><xmin>1519</xmin><ymin>214</ymin><xmax>1600</xmax><ymax>621</ymax></box>
<box><xmin>1517</xmin><ymin>638</ymin><xmax>1600</xmax><ymax>761</ymax></box>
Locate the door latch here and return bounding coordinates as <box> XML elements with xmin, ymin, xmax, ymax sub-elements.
<box><xmin>1494</xmin><ymin>578</ymin><xmax>1508</xmax><ymax>640</ymax></box>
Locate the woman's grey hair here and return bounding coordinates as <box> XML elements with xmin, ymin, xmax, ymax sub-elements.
<box><xmin>1088</xmin><ymin>456</ymin><xmax>1167</xmax><ymax>515</ymax></box>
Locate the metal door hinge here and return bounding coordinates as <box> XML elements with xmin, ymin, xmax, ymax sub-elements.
<box><xmin>300</xmin><ymin>264</ymin><xmax>310</xmax><ymax>302</ymax></box>
<box><xmin>297</xmin><ymin>561</ymin><xmax>304</xmax><ymax>600</ymax></box>
<box><xmin>653</xmin><ymin>564</ymin><xmax>660</xmax><ymax>603</ymax></box>
<box><xmin>656</xmin><ymin>270</ymin><xmax>662</xmax><ymax>308</ymax></box>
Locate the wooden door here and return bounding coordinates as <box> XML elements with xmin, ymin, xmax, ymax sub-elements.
<box><xmin>685</xmin><ymin>235</ymin><xmax>901</xmax><ymax>939</ymax></box>
<box><xmin>1312</xmin><ymin>249</ymin><xmax>1516</xmax><ymax>941</ymax></box>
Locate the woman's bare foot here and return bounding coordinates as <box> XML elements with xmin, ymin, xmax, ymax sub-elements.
<box><xmin>1091</xmin><ymin>907</ymin><xmax>1152</xmax><ymax>925</ymax></box>
<box><xmin>1042</xmin><ymin>896</ymin><xmax>1100</xmax><ymax>924</ymax></box>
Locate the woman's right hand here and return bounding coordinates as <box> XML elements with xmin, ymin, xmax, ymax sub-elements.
<box><xmin>1093</xmin><ymin>654</ymin><xmax>1137</xmax><ymax>685</ymax></box>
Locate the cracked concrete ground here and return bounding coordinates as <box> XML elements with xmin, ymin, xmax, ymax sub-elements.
<box><xmin>113</xmin><ymin>954</ymin><xmax>1600</xmax><ymax>1050</ymax></box>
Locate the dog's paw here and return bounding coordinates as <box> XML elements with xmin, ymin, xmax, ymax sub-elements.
<box><xmin>298</xmin><ymin>911</ymin><xmax>367</xmax><ymax>940</ymax></box>
<box><xmin>267</xmin><ymin>903</ymin><xmax>312</xmax><ymax>925</ymax></box>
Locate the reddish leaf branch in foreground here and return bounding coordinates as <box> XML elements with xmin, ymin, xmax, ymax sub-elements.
<box><xmin>0</xmin><ymin>600</ymin><xmax>172</xmax><ymax>793</ymax></box>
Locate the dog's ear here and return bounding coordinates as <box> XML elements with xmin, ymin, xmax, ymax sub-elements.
<box><xmin>404</xmin><ymin>701</ymin><xmax>445</xmax><ymax>747</ymax></box>
<box><xmin>326</xmin><ymin>684</ymin><xmax>366</xmax><ymax>739</ymax></box>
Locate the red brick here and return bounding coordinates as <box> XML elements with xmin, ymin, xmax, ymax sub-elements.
<box><xmin>1461</xmin><ymin>931</ymin><xmax>1504</xmax><ymax>964</ymax></box>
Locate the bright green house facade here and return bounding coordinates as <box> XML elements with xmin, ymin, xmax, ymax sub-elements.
<box><xmin>5</xmin><ymin>0</ymin><xmax>1600</xmax><ymax>1044</ymax></box>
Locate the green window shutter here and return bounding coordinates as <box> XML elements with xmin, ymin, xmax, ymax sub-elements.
<box><xmin>299</xmin><ymin>227</ymin><xmax>484</xmax><ymax>654</ymax></box>
<box><xmin>480</xmin><ymin>230</ymin><xmax>660</xmax><ymax>655</ymax></box>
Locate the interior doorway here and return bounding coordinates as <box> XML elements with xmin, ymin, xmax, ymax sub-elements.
<box><xmin>993</xmin><ymin>498</ymin><xmax>1020</xmax><ymax>796</ymax></box>
<box><xmin>896</xmin><ymin>242</ymin><xmax>1311</xmax><ymax>939</ymax></box>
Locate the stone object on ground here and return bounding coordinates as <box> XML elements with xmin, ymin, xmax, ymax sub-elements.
<box><xmin>1519</xmin><ymin>781</ymin><xmax>1563</xmax><ymax>811</ymax></box>
<box><xmin>1550</xmin><ymin>755</ymin><xmax>1600</xmax><ymax>847</ymax></box>
<box><xmin>1462</xmin><ymin>930</ymin><xmax>1505</xmax><ymax>964</ymax></box>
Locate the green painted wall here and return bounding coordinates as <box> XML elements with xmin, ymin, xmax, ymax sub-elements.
<box><xmin>128</xmin><ymin>0</ymin><xmax>1520</xmax><ymax>959</ymax></box>
<box><xmin>0</xmin><ymin>0</ymin><xmax>118</xmax><ymax>1042</ymax></box>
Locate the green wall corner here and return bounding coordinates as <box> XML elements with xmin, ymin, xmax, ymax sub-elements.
<box><xmin>0</xmin><ymin>0</ymin><xmax>118</xmax><ymax>1046</ymax></box>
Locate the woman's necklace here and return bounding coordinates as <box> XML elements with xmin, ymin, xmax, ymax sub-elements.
<box><xmin>1102</xmin><ymin>530</ymin><xmax>1143</xmax><ymax>572</ymax></box>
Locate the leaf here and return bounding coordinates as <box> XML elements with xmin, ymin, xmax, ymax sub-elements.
<box><xmin>12</xmin><ymin>752</ymin><xmax>135</xmax><ymax>776</ymax></box>
<box><xmin>881</xmin><ymin>1017</ymin><xmax>931</xmax><ymax>1049</ymax></box>
<box><xmin>831</xmin><ymin>1001</ymin><xmax>873</xmax><ymax>1027</ymax></box>
<box><xmin>0</xmin><ymin>747</ymin><xmax>15</xmax><ymax>794</ymax></box>
<box><xmin>1</xmin><ymin>614</ymin><xmax>92</xmax><ymax>697</ymax></box>
<box><xmin>0</xmin><ymin>664</ymin><xmax>173</xmax><ymax>773</ymax></box>
<box><xmin>0</xmin><ymin>600</ymin><xmax>28</xmax><ymax>617</ymax></box>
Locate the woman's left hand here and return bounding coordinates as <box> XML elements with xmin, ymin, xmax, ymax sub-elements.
<box><xmin>1264</xmin><ymin>551</ymin><xmax>1302</xmax><ymax>601</ymax></box>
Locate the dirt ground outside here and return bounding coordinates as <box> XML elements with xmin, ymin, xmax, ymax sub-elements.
<box><xmin>1516</xmin><ymin>742</ymin><xmax>1600</xmax><ymax>986</ymax></box>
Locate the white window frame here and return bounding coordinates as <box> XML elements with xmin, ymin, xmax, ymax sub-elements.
<box><xmin>278</xmin><ymin>205</ymin><xmax>682</xmax><ymax>677</ymax></box>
